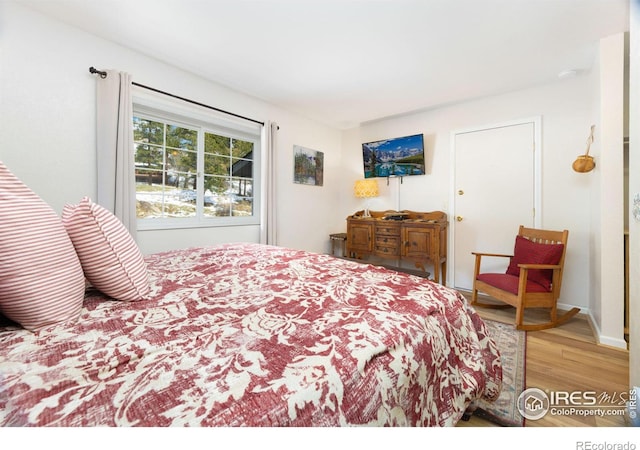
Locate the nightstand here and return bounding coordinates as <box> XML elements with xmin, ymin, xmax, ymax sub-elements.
<box><xmin>329</xmin><ymin>233</ymin><xmax>347</xmax><ymax>257</ymax></box>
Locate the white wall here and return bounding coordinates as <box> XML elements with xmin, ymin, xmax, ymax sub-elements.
<box><xmin>339</xmin><ymin>63</ymin><xmax>627</xmax><ymax>346</ymax></box>
<box><xmin>629</xmin><ymin>0</ymin><xmax>640</xmax><ymax>390</ymax></box>
<box><xmin>0</xmin><ymin>2</ymin><xmax>342</xmax><ymax>255</ymax></box>
<box><xmin>596</xmin><ymin>33</ymin><xmax>626</xmax><ymax>347</ymax></box>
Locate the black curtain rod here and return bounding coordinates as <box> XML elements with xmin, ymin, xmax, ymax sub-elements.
<box><xmin>89</xmin><ymin>67</ymin><xmax>265</xmax><ymax>126</ymax></box>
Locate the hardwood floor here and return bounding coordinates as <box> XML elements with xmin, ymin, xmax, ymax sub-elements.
<box><xmin>457</xmin><ymin>292</ymin><xmax>631</xmax><ymax>427</ymax></box>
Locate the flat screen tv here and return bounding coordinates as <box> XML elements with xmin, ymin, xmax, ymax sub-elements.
<box><xmin>362</xmin><ymin>133</ymin><xmax>425</xmax><ymax>178</ymax></box>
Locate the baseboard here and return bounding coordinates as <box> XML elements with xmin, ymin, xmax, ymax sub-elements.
<box><xmin>582</xmin><ymin>308</ymin><xmax>629</xmax><ymax>350</ymax></box>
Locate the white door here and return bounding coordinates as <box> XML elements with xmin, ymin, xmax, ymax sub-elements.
<box><xmin>452</xmin><ymin>119</ymin><xmax>539</xmax><ymax>291</ymax></box>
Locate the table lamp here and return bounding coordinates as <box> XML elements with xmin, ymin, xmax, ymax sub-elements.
<box><xmin>353</xmin><ymin>179</ymin><xmax>379</xmax><ymax>217</ymax></box>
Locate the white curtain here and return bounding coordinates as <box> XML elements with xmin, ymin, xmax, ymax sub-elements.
<box><xmin>96</xmin><ymin>70</ymin><xmax>137</xmax><ymax>240</ymax></box>
<box><xmin>260</xmin><ymin>121</ymin><xmax>279</xmax><ymax>245</ymax></box>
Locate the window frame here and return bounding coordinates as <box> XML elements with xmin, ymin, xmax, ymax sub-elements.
<box><xmin>132</xmin><ymin>90</ymin><xmax>262</xmax><ymax>231</ymax></box>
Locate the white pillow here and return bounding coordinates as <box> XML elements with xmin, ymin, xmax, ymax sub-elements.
<box><xmin>0</xmin><ymin>161</ymin><xmax>85</xmax><ymax>331</ymax></box>
<box><xmin>62</xmin><ymin>196</ymin><xmax>150</xmax><ymax>301</ymax></box>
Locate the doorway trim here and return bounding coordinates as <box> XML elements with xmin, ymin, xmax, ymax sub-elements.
<box><xmin>448</xmin><ymin>116</ymin><xmax>542</xmax><ymax>289</ymax></box>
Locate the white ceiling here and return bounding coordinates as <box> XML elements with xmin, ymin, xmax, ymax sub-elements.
<box><xmin>17</xmin><ymin>0</ymin><xmax>629</xmax><ymax>129</ymax></box>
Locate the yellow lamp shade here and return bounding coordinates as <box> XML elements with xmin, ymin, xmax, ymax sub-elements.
<box><xmin>353</xmin><ymin>179</ymin><xmax>379</xmax><ymax>198</ymax></box>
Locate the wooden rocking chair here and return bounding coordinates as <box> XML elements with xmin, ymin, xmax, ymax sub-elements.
<box><xmin>470</xmin><ymin>226</ymin><xmax>579</xmax><ymax>331</ymax></box>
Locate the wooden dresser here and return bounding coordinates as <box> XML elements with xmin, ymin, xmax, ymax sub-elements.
<box><xmin>346</xmin><ymin>210</ymin><xmax>448</xmax><ymax>284</ymax></box>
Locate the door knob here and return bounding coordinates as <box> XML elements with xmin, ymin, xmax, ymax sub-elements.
<box><xmin>458</xmin><ymin>190</ymin><xmax>464</xmax><ymax>195</ymax></box>
<box><xmin>456</xmin><ymin>216</ymin><xmax>463</xmax><ymax>222</ymax></box>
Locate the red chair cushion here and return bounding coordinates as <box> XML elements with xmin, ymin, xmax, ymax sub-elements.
<box><xmin>506</xmin><ymin>235</ymin><xmax>564</xmax><ymax>290</ymax></box>
<box><xmin>477</xmin><ymin>273</ymin><xmax>551</xmax><ymax>294</ymax></box>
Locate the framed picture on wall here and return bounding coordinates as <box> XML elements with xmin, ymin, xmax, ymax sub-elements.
<box><xmin>293</xmin><ymin>145</ymin><xmax>324</xmax><ymax>186</ymax></box>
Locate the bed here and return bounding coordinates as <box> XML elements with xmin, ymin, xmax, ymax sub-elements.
<box><xmin>0</xmin><ymin>242</ymin><xmax>501</xmax><ymax>427</ymax></box>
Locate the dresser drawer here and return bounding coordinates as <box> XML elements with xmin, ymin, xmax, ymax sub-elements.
<box><xmin>375</xmin><ymin>235</ymin><xmax>400</xmax><ymax>248</ymax></box>
<box><xmin>374</xmin><ymin>244</ymin><xmax>400</xmax><ymax>256</ymax></box>
<box><xmin>375</xmin><ymin>224</ymin><xmax>401</xmax><ymax>236</ymax></box>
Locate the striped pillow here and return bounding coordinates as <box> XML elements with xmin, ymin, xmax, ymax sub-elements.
<box><xmin>0</xmin><ymin>162</ymin><xmax>85</xmax><ymax>331</ymax></box>
<box><xmin>62</xmin><ymin>197</ymin><xmax>150</xmax><ymax>301</ymax></box>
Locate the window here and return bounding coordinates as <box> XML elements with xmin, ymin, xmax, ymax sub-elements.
<box><xmin>132</xmin><ymin>98</ymin><xmax>261</xmax><ymax>230</ymax></box>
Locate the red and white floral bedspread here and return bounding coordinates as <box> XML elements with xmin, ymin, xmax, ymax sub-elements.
<box><xmin>0</xmin><ymin>243</ymin><xmax>501</xmax><ymax>426</ymax></box>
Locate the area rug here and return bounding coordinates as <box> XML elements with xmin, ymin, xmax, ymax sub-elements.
<box><xmin>473</xmin><ymin>319</ymin><xmax>526</xmax><ymax>426</ymax></box>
